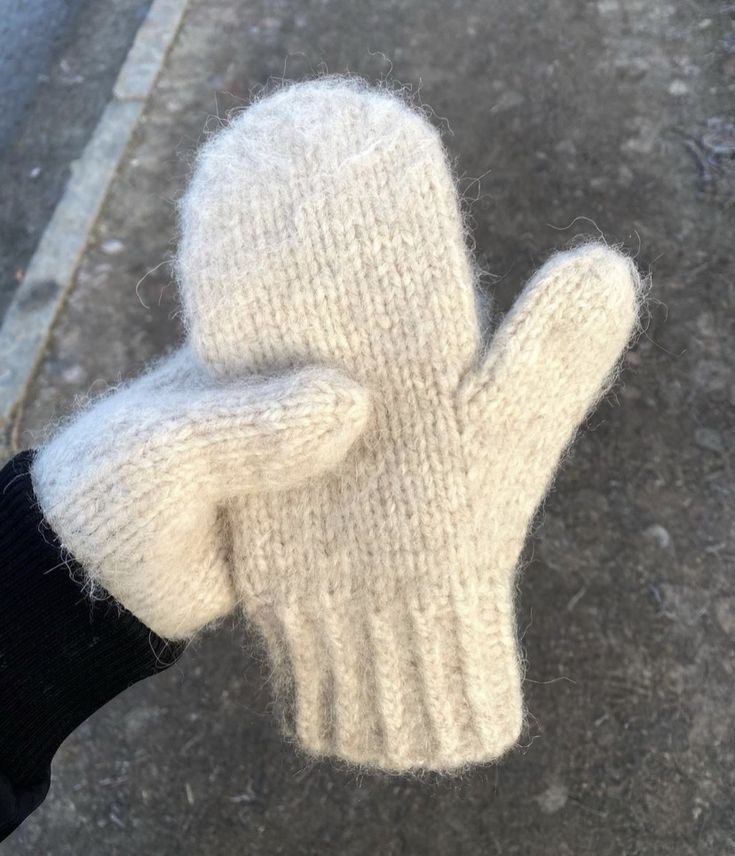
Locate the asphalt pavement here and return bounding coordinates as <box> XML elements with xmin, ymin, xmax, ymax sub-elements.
<box><xmin>3</xmin><ymin>0</ymin><xmax>734</xmax><ymax>853</ymax></box>
<box><xmin>0</xmin><ymin>0</ymin><xmax>152</xmax><ymax>318</ymax></box>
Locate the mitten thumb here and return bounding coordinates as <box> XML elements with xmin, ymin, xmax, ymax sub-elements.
<box><xmin>152</xmin><ymin>366</ymin><xmax>372</xmax><ymax>498</ymax></box>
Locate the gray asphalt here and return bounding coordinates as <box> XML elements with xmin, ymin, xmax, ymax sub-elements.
<box><xmin>0</xmin><ymin>0</ymin><xmax>81</xmax><ymax>148</ymax></box>
<box><xmin>0</xmin><ymin>0</ymin><xmax>152</xmax><ymax>319</ymax></box>
<box><xmin>3</xmin><ymin>0</ymin><xmax>735</xmax><ymax>854</ymax></box>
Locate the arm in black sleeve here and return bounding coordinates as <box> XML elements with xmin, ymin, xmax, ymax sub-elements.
<box><xmin>0</xmin><ymin>451</ymin><xmax>185</xmax><ymax>842</ymax></box>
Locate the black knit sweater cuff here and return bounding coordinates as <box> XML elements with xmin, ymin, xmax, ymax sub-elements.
<box><xmin>0</xmin><ymin>451</ymin><xmax>184</xmax><ymax>796</ymax></box>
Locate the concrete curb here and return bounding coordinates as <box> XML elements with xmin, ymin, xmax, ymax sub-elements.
<box><xmin>0</xmin><ymin>0</ymin><xmax>189</xmax><ymax>435</ymax></box>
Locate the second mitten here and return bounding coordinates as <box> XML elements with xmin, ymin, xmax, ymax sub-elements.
<box><xmin>32</xmin><ymin>348</ymin><xmax>369</xmax><ymax>639</ymax></box>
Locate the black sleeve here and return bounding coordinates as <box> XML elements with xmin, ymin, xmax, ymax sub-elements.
<box><xmin>0</xmin><ymin>451</ymin><xmax>185</xmax><ymax>842</ymax></box>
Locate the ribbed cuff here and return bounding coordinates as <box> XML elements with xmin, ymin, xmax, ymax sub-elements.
<box><xmin>251</xmin><ymin>585</ymin><xmax>524</xmax><ymax>771</ymax></box>
<box><xmin>0</xmin><ymin>451</ymin><xmax>184</xmax><ymax>792</ymax></box>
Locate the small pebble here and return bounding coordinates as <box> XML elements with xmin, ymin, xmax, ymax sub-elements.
<box><xmin>693</xmin><ymin>360</ymin><xmax>728</xmax><ymax>393</ymax></box>
<box><xmin>62</xmin><ymin>365</ymin><xmax>86</xmax><ymax>385</ymax></box>
<box><xmin>694</xmin><ymin>427</ymin><xmax>724</xmax><ymax>454</ymax></box>
<box><xmin>715</xmin><ymin>598</ymin><xmax>735</xmax><ymax>637</ymax></box>
<box><xmin>643</xmin><ymin>524</ymin><xmax>672</xmax><ymax>549</ymax></box>
<box><xmin>555</xmin><ymin>139</ymin><xmax>577</xmax><ymax>157</ymax></box>
<box><xmin>101</xmin><ymin>239</ymin><xmax>125</xmax><ymax>256</ymax></box>
<box><xmin>535</xmin><ymin>782</ymin><xmax>568</xmax><ymax>815</ymax></box>
<box><xmin>617</xmin><ymin>163</ymin><xmax>635</xmax><ymax>186</ymax></box>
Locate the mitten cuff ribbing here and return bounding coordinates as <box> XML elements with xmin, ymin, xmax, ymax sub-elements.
<box><xmin>250</xmin><ymin>584</ymin><xmax>524</xmax><ymax>771</ymax></box>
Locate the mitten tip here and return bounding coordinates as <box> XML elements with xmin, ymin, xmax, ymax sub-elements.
<box><xmin>547</xmin><ymin>242</ymin><xmax>642</xmax><ymax>331</ymax></box>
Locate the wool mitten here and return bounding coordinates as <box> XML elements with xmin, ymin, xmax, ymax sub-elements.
<box><xmin>178</xmin><ymin>78</ymin><xmax>641</xmax><ymax>771</ymax></box>
<box><xmin>31</xmin><ymin>348</ymin><xmax>370</xmax><ymax>640</ymax></box>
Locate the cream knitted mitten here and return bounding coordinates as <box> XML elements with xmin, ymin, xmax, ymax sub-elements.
<box><xmin>178</xmin><ymin>79</ymin><xmax>641</xmax><ymax>771</ymax></box>
<box><xmin>31</xmin><ymin>348</ymin><xmax>370</xmax><ymax>639</ymax></box>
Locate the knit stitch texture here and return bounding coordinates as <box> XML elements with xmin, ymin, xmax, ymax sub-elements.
<box><xmin>176</xmin><ymin>78</ymin><xmax>642</xmax><ymax>770</ymax></box>
<box><xmin>32</xmin><ymin>348</ymin><xmax>370</xmax><ymax>639</ymax></box>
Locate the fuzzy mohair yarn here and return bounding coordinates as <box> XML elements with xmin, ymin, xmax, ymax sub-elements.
<box><xmin>32</xmin><ymin>349</ymin><xmax>370</xmax><ymax>639</ymax></box>
<box><xmin>177</xmin><ymin>78</ymin><xmax>641</xmax><ymax>770</ymax></box>
<box><xmin>34</xmin><ymin>77</ymin><xmax>640</xmax><ymax>772</ymax></box>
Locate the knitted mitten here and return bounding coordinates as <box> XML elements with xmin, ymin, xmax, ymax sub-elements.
<box><xmin>178</xmin><ymin>79</ymin><xmax>641</xmax><ymax>771</ymax></box>
<box><xmin>31</xmin><ymin>348</ymin><xmax>370</xmax><ymax>639</ymax></box>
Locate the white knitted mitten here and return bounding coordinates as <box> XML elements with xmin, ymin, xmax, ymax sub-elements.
<box><xmin>178</xmin><ymin>79</ymin><xmax>641</xmax><ymax>770</ymax></box>
<box><xmin>32</xmin><ymin>348</ymin><xmax>370</xmax><ymax>639</ymax></box>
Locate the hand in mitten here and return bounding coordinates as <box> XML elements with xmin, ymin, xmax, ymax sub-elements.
<box><xmin>178</xmin><ymin>79</ymin><xmax>641</xmax><ymax>771</ymax></box>
<box><xmin>32</xmin><ymin>348</ymin><xmax>369</xmax><ymax>639</ymax></box>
